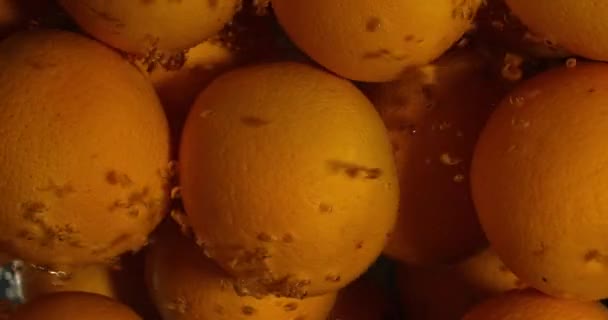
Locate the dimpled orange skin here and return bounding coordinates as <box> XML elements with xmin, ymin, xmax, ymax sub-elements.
<box><xmin>398</xmin><ymin>247</ymin><xmax>524</xmax><ymax>320</ymax></box>
<box><xmin>472</xmin><ymin>63</ymin><xmax>608</xmax><ymax>300</ymax></box>
<box><xmin>505</xmin><ymin>0</ymin><xmax>608</xmax><ymax>61</ymax></box>
<box><xmin>58</xmin><ymin>0</ymin><xmax>239</xmax><ymax>55</ymax></box>
<box><xmin>12</xmin><ymin>292</ymin><xmax>142</xmax><ymax>320</ymax></box>
<box><xmin>367</xmin><ymin>49</ymin><xmax>511</xmax><ymax>265</ymax></box>
<box><xmin>272</xmin><ymin>0</ymin><xmax>481</xmax><ymax>82</ymax></box>
<box><xmin>146</xmin><ymin>225</ymin><xmax>337</xmax><ymax>320</ymax></box>
<box><xmin>463</xmin><ymin>289</ymin><xmax>608</xmax><ymax>320</ymax></box>
<box><xmin>0</xmin><ymin>30</ymin><xmax>170</xmax><ymax>267</ymax></box>
<box><xmin>179</xmin><ymin>62</ymin><xmax>399</xmax><ymax>298</ymax></box>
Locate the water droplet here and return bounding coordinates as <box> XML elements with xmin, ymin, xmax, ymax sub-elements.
<box><xmin>200</xmin><ymin>110</ymin><xmax>214</xmax><ymax>118</ymax></box>
<box><xmin>511</xmin><ymin>118</ymin><xmax>530</xmax><ymax>129</ymax></box>
<box><xmin>508</xmin><ymin>95</ymin><xmax>525</xmax><ymax>107</ymax></box>
<box><xmin>409</xmin><ymin>126</ymin><xmax>418</xmax><ymax>135</ymax></box>
<box><xmin>195</xmin><ymin>237</ymin><xmax>208</xmax><ymax>250</ymax></box>
<box><xmin>171</xmin><ymin>209</ymin><xmax>192</xmax><ymax>236</ymax></box>
<box><xmin>440</xmin><ymin>153</ymin><xmax>463</xmax><ymax>166</ymax></box>
<box><xmin>566</xmin><ymin>58</ymin><xmax>577</xmax><ymax>68</ymax></box>
<box><xmin>166</xmin><ymin>297</ymin><xmax>188</xmax><ymax>314</ymax></box>
<box><xmin>438</xmin><ymin>121</ymin><xmax>452</xmax><ymax>131</ymax></box>
<box><xmin>170</xmin><ymin>187</ymin><xmax>182</xmax><ymax>200</ymax></box>
<box><xmin>166</xmin><ymin>161</ymin><xmax>178</xmax><ymax>178</ymax></box>
<box><xmin>502</xmin><ymin>53</ymin><xmax>524</xmax><ymax>81</ymax></box>
<box><xmin>453</xmin><ymin>174</ymin><xmax>465</xmax><ymax>183</ymax></box>
<box><xmin>399</xmin><ymin>124</ymin><xmax>417</xmax><ymax>135</ymax></box>
<box><xmin>457</xmin><ymin>37</ymin><xmax>470</xmax><ymax>48</ymax></box>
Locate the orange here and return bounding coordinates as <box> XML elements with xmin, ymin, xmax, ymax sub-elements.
<box><xmin>367</xmin><ymin>48</ymin><xmax>510</xmax><ymax>265</ymax></box>
<box><xmin>398</xmin><ymin>247</ymin><xmax>525</xmax><ymax>320</ymax></box>
<box><xmin>328</xmin><ymin>277</ymin><xmax>391</xmax><ymax>320</ymax></box>
<box><xmin>272</xmin><ymin>0</ymin><xmax>481</xmax><ymax>82</ymax></box>
<box><xmin>58</xmin><ymin>0</ymin><xmax>240</xmax><ymax>56</ymax></box>
<box><xmin>472</xmin><ymin>62</ymin><xmax>608</xmax><ymax>300</ymax></box>
<box><xmin>463</xmin><ymin>289</ymin><xmax>608</xmax><ymax>320</ymax></box>
<box><xmin>505</xmin><ymin>0</ymin><xmax>608</xmax><ymax>61</ymax></box>
<box><xmin>146</xmin><ymin>224</ymin><xmax>337</xmax><ymax>320</ymax></box>
<box><xmin>179</xmin><ymin>62</ymin><xmax>399</xmax><ymax>298</ymax></box>
<box><xmin>0</xmin><ymin>30</ymin><xmax>170</xmax><ymax>267</ymax></box>
<box><xmin>12</xmin><ymin>292</ymin><xmax>142</xmax><ymax>320</ymax></box>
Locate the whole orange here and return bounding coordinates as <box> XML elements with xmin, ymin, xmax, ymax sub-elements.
<box><xmin>179</xmin><ymin>62</ymin><xmax>399</xmax><ymax>298</ymax></box>
<box><xmin>0</xmin><ymin>30</ymin><xmax>170</xmax><ymax>267</ymax></box>
<box><xmin>472</xmin><ymin>62</ymin><xmax>608</xmax><ymax>300</ymax></box>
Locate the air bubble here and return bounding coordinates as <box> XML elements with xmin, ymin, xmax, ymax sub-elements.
<box><xmin>170</xmin><ymin>187</ymin><xmax>182</xmax><ymax>200</ymax></box>
<box><xmin>566</xmin><ymin>58</ymin><xmax>577</xmax><ymax>68</ymax></box>
<box><xmin>399</xmin><ymin>124</ymin><xmax>417</xmax><ymax>135</ymax></box>
<box><xmin>438</xmin><ymin>121</ymin><xmax>452</xmax><ymax>131</ymax></box>
<box><xmin>508</xmin><ymin>95</ymin><xmax>525</xmax><ymax>107</ymax></box>
<box><xmin>511</xmin><ymin>118</ymin><xmax>530</xmax><ymax>129</ymax></box>
<box><xmin>440</xmin><ymin>153</ymin><xmax>463</xmax><ymax>166</ymax></box>
<box><xmin>200</xmin><ymin>110</ymin><xmax>214</xmax><ymax>118</ymax></box>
